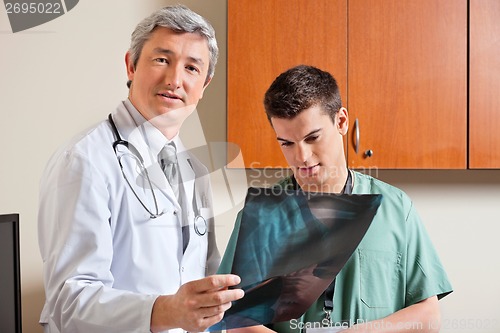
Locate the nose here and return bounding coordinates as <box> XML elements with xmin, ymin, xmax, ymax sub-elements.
<box><xmin>165</xmin><ymin>64</ymin><xmax>182</xmax><ymax>89</ymax></box>
<box><xmin>295</xmin><ymin>143</ymin><xmax>312</xmax><ymax>165</ymax></box>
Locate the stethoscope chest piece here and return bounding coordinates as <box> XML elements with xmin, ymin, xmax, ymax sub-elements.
<box><xmin>194</xmin><ymin>215</ymin><xmax>207</xmax><ymax>236</ymax></box>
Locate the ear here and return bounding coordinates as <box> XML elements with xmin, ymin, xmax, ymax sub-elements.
<box><xmin>199</xmin><ymin>76</ymin><xmax>212</xmax><ymax>99</ymax></box>
<box><xmin>125</xmin><ymin>51</ymin><xmax>135</xmax><ymax>83</ymax></box>
<box><xmin>337</xmin><ymin>107</ymin><xmax>349</xmax><ymax>135</ymax></box>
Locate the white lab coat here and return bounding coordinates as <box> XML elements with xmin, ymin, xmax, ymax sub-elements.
<box><xmin>38</xmin><ymin>101</ymin><xmax>220</xmax><ymax>333</ymax></box>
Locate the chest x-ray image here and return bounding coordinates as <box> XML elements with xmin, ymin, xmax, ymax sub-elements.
<box><xmin>210</xmin><ymin>187</ymin><xmax>382</xmax><ymax>331</ymax></box>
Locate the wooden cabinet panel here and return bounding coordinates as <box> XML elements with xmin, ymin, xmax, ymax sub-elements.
<box><xmin>469</xmin><ymin>0</ymin><xmax>500</xmax><ymax>168</ymax></box>
<box><xmin>347</xmin><ymin>0</ymin><xmax>467</xmax><ymax>169</ymax></box>
<box><xmin>227</xmin><ymin>0</ymin><xmax>347</xmax><ymax>168</ymax></box>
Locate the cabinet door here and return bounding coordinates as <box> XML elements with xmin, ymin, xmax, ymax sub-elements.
<box><xmin>469</xmin><ymin>0</ymin><xmax>500</xmax><ymax>168</ymax></box>
<box><xmin>347</xmin><ymin>0</ymin><xmax>467</xmax><ymax>169</ymax></box>
<box><xmin>227</xmin><ymin>0</ymin><xmax>347</xmax><ymax>168</ymax></box>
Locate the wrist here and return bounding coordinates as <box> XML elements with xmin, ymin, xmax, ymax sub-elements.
<box><xmin>150</xmin><ymin>295</ymin><xmax>175</xmax><ymax>333</ymax></box>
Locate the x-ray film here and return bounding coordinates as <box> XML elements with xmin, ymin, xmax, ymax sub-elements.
<box><xmin>210</xmin><ymin>187</ymin><xmax>382</xmax><ymax>331</ymax></box>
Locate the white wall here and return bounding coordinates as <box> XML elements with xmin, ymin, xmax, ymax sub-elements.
<box><xmin>0</xmin><ymin>1</ymin><xmax>499</xmax><ymax>333</ymax></box>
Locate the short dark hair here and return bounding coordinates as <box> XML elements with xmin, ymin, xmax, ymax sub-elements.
<box><xmin>263</xmin><ymin>65</ymin><xmax>342</xmax><ymax>123</ymax></box>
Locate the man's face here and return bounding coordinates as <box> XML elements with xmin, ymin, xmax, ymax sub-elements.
<box><xmin>126</xmin><ymin>27</ymin><xmax>211</xmax><ymax>137</ymax></box>
<box><xmin>271</xmin><ymin>105</ymin><xmax>348</xmax><ymax>192</ymax></box>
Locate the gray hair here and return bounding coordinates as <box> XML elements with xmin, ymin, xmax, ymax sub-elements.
<box><xmin>128</xmin><ymin>5</ymin><xmax>218</xmax><ymax>87</ymax></box>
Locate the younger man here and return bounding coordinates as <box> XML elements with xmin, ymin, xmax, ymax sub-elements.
<box><xmin>222</xmin><ymin>65</ymin><xmax>452</xmax><ymax>333</ymax></box>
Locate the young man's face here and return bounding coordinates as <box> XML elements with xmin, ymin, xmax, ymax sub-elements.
<box><xmin>271</xmin><ymin>105</ymin><xmax>349</xmax><ymax>193</ymax></box>
<box><xmin>126</xmin><ymin>27</ymin><xmax>211</xmax><ymax>138</ymax></box>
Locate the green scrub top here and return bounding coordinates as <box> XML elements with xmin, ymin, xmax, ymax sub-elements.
<box><xmin>219</xmin><ymin>171</ymin><xmax>453</xmax><ymax>332</ymax></box>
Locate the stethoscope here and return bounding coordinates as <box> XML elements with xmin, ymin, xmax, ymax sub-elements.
<box><xmin>108</xmin><ymin>113</ymin><xmax>207</xmax><ymax>236</ymax></box>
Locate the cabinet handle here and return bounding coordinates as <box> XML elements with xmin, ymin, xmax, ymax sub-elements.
<box><xmin>354</xmin><ymin>118</ymin><xmax>360</xmax><ymax>154</ymax></box>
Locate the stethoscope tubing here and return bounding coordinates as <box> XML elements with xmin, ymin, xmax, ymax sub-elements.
<box><xmin>108</xmin><ymin>114</ymin><xmax>207</xmax><ymax>235</ymax></box>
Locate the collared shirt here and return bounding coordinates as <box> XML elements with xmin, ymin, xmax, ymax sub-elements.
<box><xmin>123</xmin><ymin>99</ymin><xmax>194</xmax><ymax>222</ymax></box>
<box><xmin>123</xmin><ymin>98</ymin><xmax>179</xmax><ymax>168</ymax></box>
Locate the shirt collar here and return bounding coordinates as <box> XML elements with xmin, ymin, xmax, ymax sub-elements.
<box><xmin>123</xmin><ymin>99</ymin><xmax>181</xmax><ymax>158</ymax></box>
<box><xmin>289</xmin><ymin>169</ymin><xmax>353</xmax><ymax>194</ymax></box>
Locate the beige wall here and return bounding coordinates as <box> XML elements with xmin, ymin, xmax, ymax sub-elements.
<box><xmin>0</xmin><ymin>1</ymin><xmax>499</xmax><ymax>332</ymax></box>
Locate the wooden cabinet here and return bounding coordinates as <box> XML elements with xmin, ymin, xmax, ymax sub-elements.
<box><xmin>227</xmin><ymin>0</ymin><xmax>347</xmax><ymax>168</ymax></box>
<box><xmin>227</xmin><ymin>0</ymin><xmax>495</xmax><ymax>170</ymax></box>
<box><xmin>469</xmin><ymin>0</ymin><xmax>500</xmax><ymax>169</ymax></box>
<box><xmin>347</xmin><ymin>0</ymin><xmax>467</xmax><ymax>169</ymax></box>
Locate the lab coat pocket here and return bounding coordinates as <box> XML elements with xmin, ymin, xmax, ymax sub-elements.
<box><xmin>359</xmin><ymin>249</ymin><xmax>402</xmax><ymax>308</ymax></box>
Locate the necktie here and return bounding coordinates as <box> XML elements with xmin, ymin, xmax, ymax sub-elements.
<box><xmin>159</xmin><ymin>142</ymin><xmax>190</xmax><ymax>252</ymax></box>
<box><xmin>160</xmin><ymin>142</ymin><xmax>180</xmax><ymax>197</ymax></box>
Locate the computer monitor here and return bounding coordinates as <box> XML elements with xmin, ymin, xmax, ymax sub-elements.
<box><xmin>0</xmin><ymin>214</ymin><xmax>22</xmax><ymax>333</ymax></box>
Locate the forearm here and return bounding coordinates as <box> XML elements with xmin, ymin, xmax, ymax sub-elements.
<box><xmin>344</xmin><ymin>296</ymin><xmax>440</xmax><ymax>333</ymax></box>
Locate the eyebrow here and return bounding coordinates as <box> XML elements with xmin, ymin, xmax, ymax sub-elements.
<box><xmin>277</xmin><ymin>128</ymin><xmax>322</xmax><ymax>142</ymax></box>
<box><xmin>152</xmin><ymin>47</ymin><xmax>205</xmax><ymax>66</ymax></box>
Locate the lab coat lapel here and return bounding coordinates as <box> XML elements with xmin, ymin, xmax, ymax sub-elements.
<box><xmin>182</xmin><ymin>154</ymin><xmax>215</xmax><ymax>271</ymax></box>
